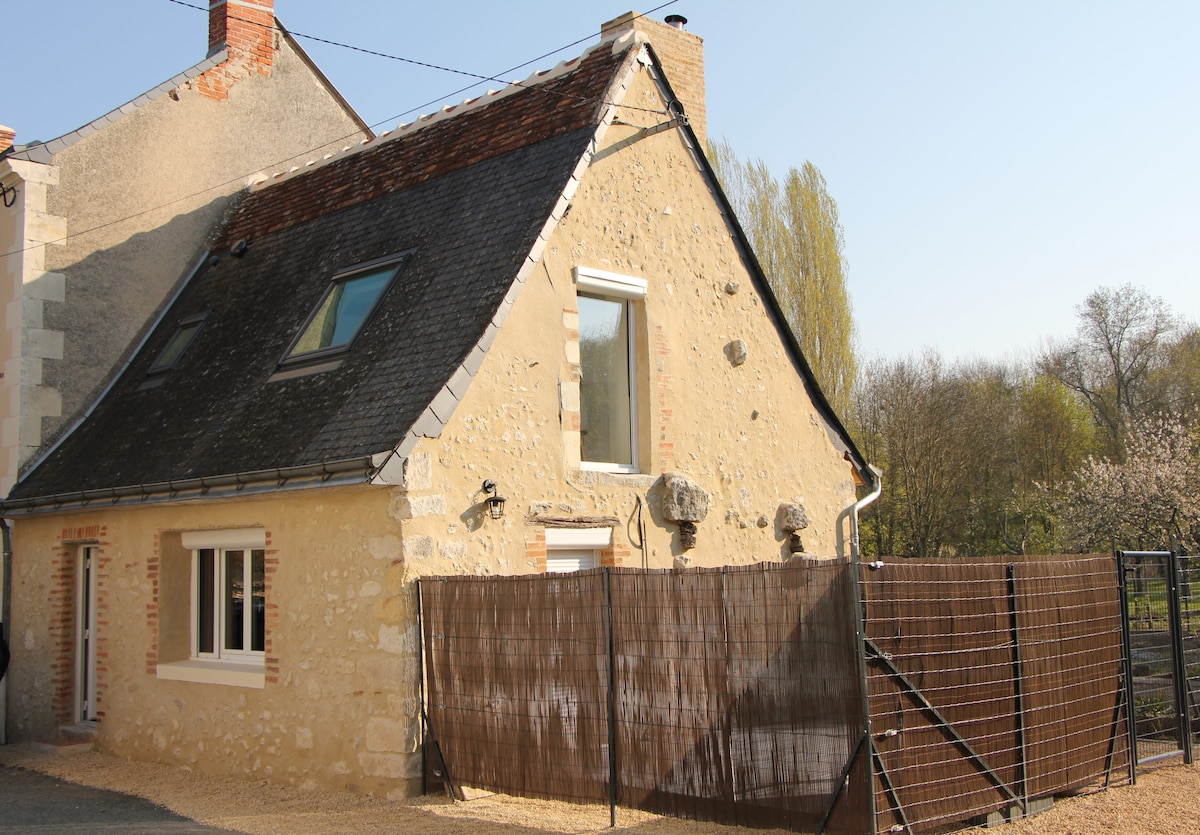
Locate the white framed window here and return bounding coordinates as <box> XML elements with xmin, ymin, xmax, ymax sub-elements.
<box><xmin>574</xmin><ymin>267</ymin><xmax>646</xmax><ymax>473</ymax></box>
<box><xmin>157</xmin><ymin>529</ymin><xmax>267</xmax><ymax>688</ymax></box>
<box><xmin>545</xmin><ymin>527</ymin><xmax>610</xmax><ymax>573</ymax></box>
<box><xmin>281</xmin><ymin>251</ymin><xmax>412</xmax><ymax>367</ymax></box>
<box><xmin>193</xmin><ymin>546</ymin><xmax>265</xmax><ymax>660</ymax></box>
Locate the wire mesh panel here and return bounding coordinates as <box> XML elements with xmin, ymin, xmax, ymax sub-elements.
<box><xmin>609</xmin><ymin>562</ymin><xmax>869</xmax><ymax>833</ymax></box>
<box><xmin>421</xmin><ymin>570</ymin><xmax>611</xmax><ymax>803</ymax></box>
<box><xmin>863</xmin><ymin>561</ymin><xmax>1020</xmax><ymax>832</ymax></box>
<box><xmin>1015</xmin><ymin>558</ymin><xmax>1129</xmax><ymax>795</ymax></box>
<box><xmin>1180</xmin><ymin>555</ymin><xmax>1200</xmax><ymax>752</ymax></box>
<box><xmin>1122</xmin><ymin>551</ymin><xmax>1193</xmax><ymax>763</ymax></box>
<box><xmin>862</xmin><ymin>556</ymin><xmax>1130</xmax><ymax>833</ymax></box>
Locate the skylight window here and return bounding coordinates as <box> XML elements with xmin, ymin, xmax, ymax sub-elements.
<box><xmin>150</xmin><ymin>315</ymin><xmax>207</xmax><ymax>373</ymax></box>
<box><xmin>283</xmin><ymin>253</ymin><xmax>410</xmax><ymax>364</ymax></box>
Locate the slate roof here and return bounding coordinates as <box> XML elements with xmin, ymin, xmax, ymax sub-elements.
<box><xmin>3</xmin><ymin>39</ymin><xmax>632</xmax><ymax>510</ymax></box>
<box><xmin>3</xmin><ymin>30</ymin><xmax>873</xmax><ymax>512</ymax></box>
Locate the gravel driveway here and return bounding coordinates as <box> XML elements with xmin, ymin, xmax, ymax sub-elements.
<box><xmin>1</xmin><ymin>745</ymin><xmax>1197</xmax><ymax>834</ymax></box>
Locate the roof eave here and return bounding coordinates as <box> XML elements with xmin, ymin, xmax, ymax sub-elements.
<box><xmin>0</xmin><ymin>456</ymin><xmax>377</xmax><ymax>516</ymax></box>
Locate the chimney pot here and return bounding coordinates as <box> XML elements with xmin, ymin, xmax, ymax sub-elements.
<box><xmin>664</xmin><ymin>14</ymin><xmax>687</xmax><ymax>29</ymax></box>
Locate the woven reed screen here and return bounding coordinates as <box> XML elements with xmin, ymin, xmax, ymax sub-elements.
<box><xmin>422</xmin><ymin>555</ymin><xmax>1129</xmax><ymax>834</ymax></box>
<box><xmin>862</xmin><ymin>556</ymin><xmax>1130</xmax><ymax>833</ymax></box>
<box><xmin>421</xmin><ymin>561</ymin><xmax>870</xmax><ymax>833</ymax></box>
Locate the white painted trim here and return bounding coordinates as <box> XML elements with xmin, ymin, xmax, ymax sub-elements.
<box><xmin>545</xmin><ymin>527</ymin><xmax>613</xmax><ymax>549</ymax></box>
<box><xmin>181</xmin><ymin>528</ymin><xmax>266</xmax><ymax>550</ymax></box>
<box><xmin>573</xmin><ymin>266</ymin><xmax>647</xmax><ymax>299</ymax></box>
<box><xmin>156</xmin><ymin>660</ymin><xmax>265</xmax><ymax>689</ymax></box>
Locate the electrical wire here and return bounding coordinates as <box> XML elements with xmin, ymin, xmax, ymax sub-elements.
<box><xmin>1</xmin><ymin>1</ymin><xmax>683</xmax><ymax>260</ymax></box>
<box><xmin>165</xmin><ymin>0</ymin><xmax>677</xmax><ymax>118</ymax></box>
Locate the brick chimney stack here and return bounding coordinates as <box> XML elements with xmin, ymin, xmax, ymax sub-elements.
<box><xmin>601</xmin><ymin>11</ymin><xmax>707</xmax><ymax>150</ymax></box>
<box><xmin>208</xmin><ymin>0</ymin><xmax>275</xmax><ymax>73</ymax></box>
<box><xmin>0</xmin><ymin>125</ymin><xmax>14</xmax><ymax>154</ymax></box>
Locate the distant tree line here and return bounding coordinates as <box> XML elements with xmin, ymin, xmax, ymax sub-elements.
<box><xmin>852</xmin><ymin>285</ymin><xmax>1200</xmax><ymax>557</ymax></box>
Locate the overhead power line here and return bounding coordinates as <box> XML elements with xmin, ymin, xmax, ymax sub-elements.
<box><xmin>1</xmin><ymin>1</ymin><xmax>683</xmax><ymax>261</ymax></box>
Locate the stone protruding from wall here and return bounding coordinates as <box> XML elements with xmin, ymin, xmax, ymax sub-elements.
<box><xmin>661</xmin><ymin>471</ymin><xmax>710</xmax><ymax>551</ymax></box>
<box><xmin>601</xmin><ymin>11</ymin><xmax>707</xmax><ymax>149</ymax></box>
<box><xmin>779</xmin><ymin>503</ymin><xmax>809</xmax><ymax>533</ymax></box>
<box><xmin>208</xmin><ymin>0</ymin><xmax>275</xmax><ymax>73</ymax></box>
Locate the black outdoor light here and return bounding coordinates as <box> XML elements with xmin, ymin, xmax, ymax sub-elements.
<box><xmin>482</xmin><ymin>479</ymin><xmax>507</xmax><ymax>521</ymax></box>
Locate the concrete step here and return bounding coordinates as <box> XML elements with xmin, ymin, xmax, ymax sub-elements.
<box><xmin>30</xmin><ymin>736</ymin><xmax>94</xmax><ymax>755</ymax></box>
<box><xmin>58</xmin><ymin>722</ymin><xmax>96</xmax><ymax>742</ymax></box>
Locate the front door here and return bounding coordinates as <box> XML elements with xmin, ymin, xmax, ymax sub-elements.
<box><xmin>76</xmin><ymin>546</ymin><xmax>97</xmax><ymax>722</ymax></box>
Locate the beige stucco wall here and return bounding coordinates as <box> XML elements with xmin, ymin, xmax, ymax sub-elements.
<box><xmin>3</xmin><ymin>36</ymin><xmax>368</xmax><ymax>491</ymax></box>
<box><xmin>6</xmin><ymin>486</ymin><xmax>422</xmax><ymax>797</ymax></box>
<box><xmin>397</xmin><ymin>61</ymin><xmax>858</xmax><ymax>578</ymax></box>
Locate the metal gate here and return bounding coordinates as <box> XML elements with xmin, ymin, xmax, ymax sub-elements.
<box><xmin>1118</xmin><ymin>551</ymin><xmax>1198</xmax><ymax>766</ymax></box>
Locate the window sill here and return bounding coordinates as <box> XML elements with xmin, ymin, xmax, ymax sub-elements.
<box><xmin>156</xmin><ymin>660</ymin><xmax>266</xmax><ymax>689</ymax></box>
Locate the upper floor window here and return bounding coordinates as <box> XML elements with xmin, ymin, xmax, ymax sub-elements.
<box><xmin>282</xmin><ymin>252</ymin><xmax>411</xmax><ymax>365</ymax></box>
<box><xmin>149</xmin><ymin>314</ymin><xmax>207</xmax><ymax>373</ymax></box>
<box><xmin>574</xmin><ymin>267</ymin><xmax>647</xmax><ymax>472</ymax></box>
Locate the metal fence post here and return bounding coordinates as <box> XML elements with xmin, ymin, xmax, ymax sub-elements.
<box><xmin>1116</xmin><ymin>551</ymin><xmax>1138</xmax><ymax>783</ymax></box>
<box><xmin>416</xmin><ymin>578</ymin><xmax>426</xmax><ymax>796</ymax></box>
<box><xmin>604</xmin><ymin>567</ymin><xmax>618</xmax><ymax>827</ymax></box>
<box><xmin>1166</xmin><ymin>551</ymin><xmax>1194</xmax><ymax>764</ymax></box>
<box><xmin>1006</xmin><ymin>565</ymin><xmax>1029</xmax><ymax>811</ymax></box>
<box><xmin>853</xmin><ymin>557</ymin><xmax>879</xmax><ymax>835</ymax></box>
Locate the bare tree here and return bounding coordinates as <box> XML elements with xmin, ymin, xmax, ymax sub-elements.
<box><xmin>1039</xmin><ymin>285</ymin><xmax>1178</xmax><ymax>457</ymax></box>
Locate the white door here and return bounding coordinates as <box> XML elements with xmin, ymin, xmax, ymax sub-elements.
<box><xmin>76</xmin><ymin>546</ymin><xmax>98</xmax><ymax>722</ymax></box>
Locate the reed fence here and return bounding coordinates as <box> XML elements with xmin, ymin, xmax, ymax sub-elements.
<box><xmin>420</xmin><ymin>554</ymin><xmax>1131</xmax><ymax>834</ymax></box>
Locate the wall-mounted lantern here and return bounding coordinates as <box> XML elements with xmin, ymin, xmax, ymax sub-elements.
<box><xmin>482</xmin><ymin>479</ymin><xmax>507</xmax><ymax>521</ymax></box>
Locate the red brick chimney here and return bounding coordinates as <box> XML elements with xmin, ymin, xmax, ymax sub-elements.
<box><xmin>601</xmin><ymin>11</ymin><xmax>707</xmax><ymax>150</ymax></box>
<box><xmin>208</xmin><ymin>0</ymin><xmax>275</xmax><ymax>73</ymax></box>
<box><xmin>0</xmin><ymin>125</ymin><xmax>14</xmax><ymax>154</ymax></box>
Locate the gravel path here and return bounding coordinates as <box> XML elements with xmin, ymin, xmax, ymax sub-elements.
<box><xmin>1</xmin><ymin>745</ymin><xmax>1197</xmax><ymax>834</ymax></box>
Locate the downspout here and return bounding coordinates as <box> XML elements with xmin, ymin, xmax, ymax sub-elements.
<box><xmin>850</xmin><ymin>465</ymin><xmax>883</xmax><ymax>560</ymax></box>
<box><xmin>1</xmin><ymin>518</ymin><xmax>12</xmax><ymax>745</ymax></box>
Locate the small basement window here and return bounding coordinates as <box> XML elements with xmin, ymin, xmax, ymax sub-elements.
<box><xmin>281</xmin><ymin>252</ymin><xmax>411</xmax><ymax>365</ymax></box>
<box><xmin>149</xmin><ymin>314</ymin><xmax>207</xmax><ymax>373</ymax></box>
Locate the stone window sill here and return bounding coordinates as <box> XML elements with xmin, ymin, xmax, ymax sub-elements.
<box><xmin>156</xmin><ymin>659</ymin><xmax>265</xmax><ymax>689</ymax></box>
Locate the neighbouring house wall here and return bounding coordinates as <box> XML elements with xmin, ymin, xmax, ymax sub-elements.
<box><xmin>4</xmin><ymin>36</ymin><xmax>368</xmax><ymax>491</ymax></box>
<box><xmin>396</xmin><ymin>64</ymin><xmax>857</xmax><ymax>579</ymax></box>
<box><xmin>0</xmin><ymin>158</ymin><xmax>63</xmax><ymax>498</ymax></box>
<box><xmin>5</xmin><ymin>485</ymin><xmax>423</xmax><ymax>798</ymax></box>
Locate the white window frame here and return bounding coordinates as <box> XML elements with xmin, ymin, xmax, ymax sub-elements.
<box><xmin>545</xmin><ymin>527</ymin><xmax>610</xmax><ymax>573</ymax></box>
<box><xmin>157</xmin><ymin>529</ymin><xmax>267</xmax><ymax>688</ymax></box>
<box><xmin>573</xmin><ymin>266</ymin><xmax>647</xmax><ymax>474</ymax></box>
<box><xmin>191</xmin><ymin>546</ymin><xmax>265</xmax><ymax>662</ymax></box>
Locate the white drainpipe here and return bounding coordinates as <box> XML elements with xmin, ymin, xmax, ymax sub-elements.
<box><xmin>850</xmin><ymin>465</ymin><xmax>884</xmax><ymax>560</ymax></box>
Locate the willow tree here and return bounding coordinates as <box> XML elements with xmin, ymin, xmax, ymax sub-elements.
<box><xmin>709</xmin><ymin>139</ymin><xmax>856</xmax><ymax>414</ymax></box>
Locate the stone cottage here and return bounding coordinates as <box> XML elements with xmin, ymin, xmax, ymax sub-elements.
<box><xmin>0</xmin><ymin>12</ymin><xmax>876</xmax><ymax>798</ymax></box>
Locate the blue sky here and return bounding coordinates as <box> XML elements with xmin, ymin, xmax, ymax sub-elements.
<box><xmin>6</xmin><ymin>1</ymin><xmax>1198</xmax><ymax>365</ymax></box>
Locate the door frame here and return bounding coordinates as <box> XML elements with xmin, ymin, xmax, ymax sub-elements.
<box><xmin>75</xmin><ymin>545</ymin><xmax>98</xmax><ymax>723</ymax></box>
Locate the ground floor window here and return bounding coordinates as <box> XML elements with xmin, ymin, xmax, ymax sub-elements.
<box><xmin>156</xmin><ymin>528</ymin><xmax>268</xmax><ymax>688</ymax></box>
<box><xmin>194</xmin><ymin>547</ymin><xmax>265</xmax><ymax>658</ymax></box>
<box><xmin>545</xmin><ymin>527</ymin><xmax>610</xmax><ymax>573</ymax></box>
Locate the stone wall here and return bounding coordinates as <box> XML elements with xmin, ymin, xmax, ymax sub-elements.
<box><xmin>6</xmin><ymin>486</ymin><xmax>422</xmax><ymax>798</ymax></box>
